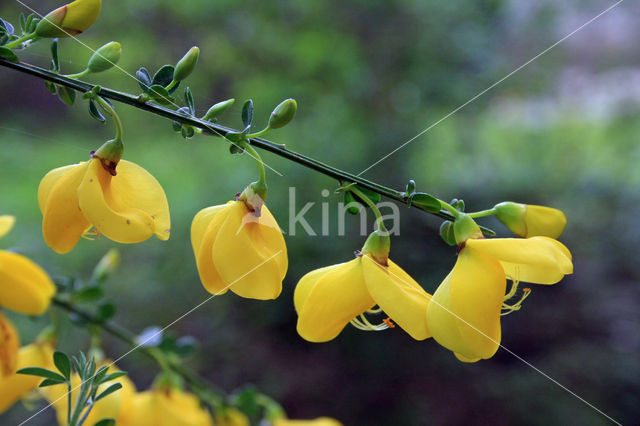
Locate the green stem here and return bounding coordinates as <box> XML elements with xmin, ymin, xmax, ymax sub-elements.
<box><xmin>165</xmin><ymin>79</ymin><xmax>178</xmax><ymax>92</ymax></box>
<box><xmin>0</xmin><ymin>58</ymin><xmax>456</xmax><ymax>221</ymax></box>
<box><xmin>4</xmin><ymin>32</ymin><xmax>36</xmax><ymax>49</ymax></box>
<box><xmin>51</xmin><ymin>296</ymin><xmax>225</xmax><ymax>405</ymax></box>
<box><xmin>93</xmin><ymin>95</ymin><xmax>123</xmax><ymax>142</ymax></box>
<box><xmin>439</xmin><ymin>201</ymin><xmax>460</xmax><ymax>218</ymax></box>
<box><xmin>245</xmin><ymin>127</ymin><xmax>270</xmax><ymax>139</ymax></box>
<box><xmin>66</xmin><ymin>382</ymin><xmax>72</xmax><ymax>425</ymax></box>
<box><xmin>242</xmin><ymin>142</ymin><xmax>266</xmax><ymax>186</ymax></box>
<box><xmin>468</xmin><ymin>208</ymin><xmax>496</xmax><ymax>218</ymax></box>
<box><xmin>349</xmin><ymin>185</ymin><xmax>387</xmax><ymax>233</ymax></box>
<box><xmin>64</xmin><ymin>69</ymin><xmax>92</xmax><ymax>79</ymax></box>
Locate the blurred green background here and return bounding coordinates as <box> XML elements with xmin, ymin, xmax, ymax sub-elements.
<box><xmin>1</xmin><ymin>0</ymin><xmax>639</xmax><ymax>424</ymax></box>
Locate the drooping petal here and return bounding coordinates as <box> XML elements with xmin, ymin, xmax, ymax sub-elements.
<box><xmin>427</xmin><ymin>246</ymin><xmax>505</xmax><ymax>361</ymax></box>
<box><xmin>108</xmin><ymin>160</ymin><xmax>171</xmax><ymax>241</ymax></box>
<box><xmin>0</xmin><ymin>251</ymin><xmax>56</xmax><ymax>315</ymax></box>
<box><xmin>212</xmin><ymin>201</ymin><xmax>287</xmax><ymax>300</ymax></box>
<box><xmin>294</xmin><ymin>263</ymin><xmax>346</xmax><ymax>313</ymax></box>
<box><xmin>297</xmin><ymin>258</ymin><xmax>375</xmax><ymax>342</ymax></box>
<box><xmin>194</xmin><ymin>204</ymin><xmax>234</xmax><ymax>295</ymax></box>
<box><xmin>466</xmin><ymin>236</ymin><xmax>573</xmax><ymax>284</ymax></box>
<box><xmin>191</xmin><ymin>204</ymin><xmax>229</xmax><ymax>255</ymax></box>
<box><xmin>41</xmin><ymin>162</ymin><xmax>90</xmax><ymax>254</ymax></box>
<box><xmin>0</xmin><ymin>216</ymin><xmax>15</xmax><ymax>239</ymax></box>
<box><xmin>0</xmin><ymin>312</ymin><xmax>19</xmax><ymax>377</ymax></box>
<box><xmin>361</xmin><ymin>255</ymin><xmax>431</xmax><ymax>340</ymax></box>
<box><xmin>38</xmin><ymin>164</ymin><xmax>77</xmax><ymax>215</ymax></box>
<box><xmin>0</xmin><ymin>342</ymin><xmax>54</xmax><ymax>414</ymax></box>
<box><xmin>78</xmin><ymin>159</ymin><xmax>157</xmax><ymax>244</ymax></box>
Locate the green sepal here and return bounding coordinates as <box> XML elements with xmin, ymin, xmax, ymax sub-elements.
<box><xmin>408</xmin><ymin>192</ymin><xmax>441</xmax><ymax>212</ymax></box>
<box><xmin>0</xmin><ymin>46</ymin><xmax>18</xmax><ymax>62</ymax></box>
<box><xmin>453</xmin><ymin>213</ymin><xmax>482</xmax><ymax>244</ymax></box>
<box><xmin>439</xmin><ymin>220</ymin><xmax>457</xmax><ymax>246</ymax></box>
<box><xmin>57</xmin><ymin>85</ymin><xmax>76</xmax><ymax>106</ymax></box>
<box><xmin>361</xmin><ymin>229</ymin><xmax>391</xmax><ymax>266</ymax></box>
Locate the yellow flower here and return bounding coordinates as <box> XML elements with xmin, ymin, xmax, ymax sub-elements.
<box><xmin>0</xmin><ymin>216</ymin><xmax>56</xmax><ymax>315</ymax></box>
<box><xmin>39</xmin><ymin>158</ymin><xmax>170</xmax><ymax>254</ymax></box>
<box><xmin>0</xmin><ymin>312</ymin><xmax>19</xmax><ymax>378</ymax></box>
<box><xmin>494</xmin><ymin>202</ymin><xmax>567</xmax><ymax>238</ymax></box>
<box><xmin>35</xmin><ymin>0</ymin><xmax>102</xmax><ymax>38</ymax></box>
<box><xmin>427</xmin><ymin>236</ymin><xmax>573</xmax><ymax>362</ymax></box>
<box><xmin>191</xmin><ymin>200</ymin><xmax>287</xmax><ymax>300</ymax></box>
<box><xmin>121</xmin><ymin>388</ymin><xmax>213</xmax><ymax>426</ymax></box>
<box><xmin>215</xmin><ymin>407</ymin><xmax>250</xmax><ymax>426</ymax></box>
<box><xmin>295</xmin><ymin>250</ymin><xmax>431</xmax><ymax>343</ymax></box>
<box><xmin>41</xmin><ymin>362</ymin><xmax>136</xmax><ymax>425</ymax></box>
<box><xmin>0</xmin><ymin>341</ymin><xmax>54</xmax><ymax>413</ymax></box>
<box><xmin>274</xmin><ymin>417</ymin><xmax>343</xmax><ymax>426</ymax></box>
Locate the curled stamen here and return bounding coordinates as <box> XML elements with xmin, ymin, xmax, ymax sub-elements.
<box><xmin>382</xmin><ymin>317</ymin><xmax>395</xmax><ymax>328</ymax></box>
<box><xmin>81</xmin><ymin>227</ymin><xmax>101</xmax><ymax>240</ymax></box>
<box><xmin>349</xmin><ymin>311</ymin><xmax>390</xmax><ymax>331</ymax></box>
<box><xmin>501</xmin><ymin>287</ymin><xmax>531</xmax><ymax>316</ymax></box>
<box><xmin>367</xmin><ymin>306</ymin><xmax>383</xmax><ymax>314</ymax></box>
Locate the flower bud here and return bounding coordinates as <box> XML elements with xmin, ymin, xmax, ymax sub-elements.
<box><xmin>87</xmin><ymin>41</ymin><xmax>121</xmax><ymax>73</ymax></box>
<box><xmin>202</xmin><ymin>98</ymin><xmax>235</xmax><ymax>121</ymax></box>
<box><xmin>91</xmin><ymin>248</ymin><xmax>120</xmax><ymax>283</ymax></box>
<box><xmin>453</xmin><ymin>213</ymin><xmax>483</xmax><ymax>245</ymax></box>
<box><xmin>35</xmin><ymin>0</ymin><xmax>102</xmax><ymax>38</ymax></box>
<box><xmin>268</xmin><ymin>98</ymin><xmax>297</xmax><ymax>129</ymax></box>
<box><xmin>0</xmin><ymin>312</ymin><xmax>19</xmax><ymax>377</ymax></box>
<box><xmin>494</xmin><ymin>202</ymin><xmax>567</xmax><ymax>238</ymax></box>
<box><xmin>173</xmin><ymin>46</ymin><xmax>199</xmax><ymax>82</ymax></box>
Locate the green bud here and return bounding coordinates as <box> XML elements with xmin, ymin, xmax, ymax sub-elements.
<box><xmin>202</xmin><ymin>98</ymin><xmax>235</xmax><ymax>121</ymax></box>
<box><xmin>91</xmin><ymin>248</ymin><xmax>120</xmax><ymax>284</ymax></box>
<box><xmin>268</xmin><ymin>98</ymin><xmax>297</xmax><ymax>129</ymax></box>
<box><xmin>453</xmin><ymin>213</ymin><xmax>483</xmax><ymax>245</ymax></box>
<box><xmin>87</xmin><ymin>41</ymin><xmax>121</xmax><ymax>73</ymax></box>
<box><xmin>173</xmin><ymin>46</ymin><xmax>199</xmax><ymax>82</ymax></box>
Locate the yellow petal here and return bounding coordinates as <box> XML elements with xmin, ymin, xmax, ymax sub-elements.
<box><xmin>524</xmin><ymin>205</ymin><xmax>567</xmax><ymax>238</ymax></box>
<box><xmin>191</xmin><ymin>204</ymin><xmax>229</xmax><ymax>256</ymax></box>
<box><xmin>212</xmin><ymin>202</ymin><xmax>287</xmax><ymax>300</ymax></box>
<box><xmin>427</xmin><ymin>247</ymin><xmax>505</xmax><ymax>361</ymax></box>
<box><xmin>41</xmin><ymin>162</ymin><xmax>90</xmax><ymax>254</ymax></box>
<box><xmin>0</xmin><ymin>251</ymin><xmax>56</xmax><ymax>315</ymax></box>
<box><xmin>296</xmin><ymin>258</ymin><xmax>374</xmax><ymax>342</ymax></box>
<box><xmin>215</xmin><ymin>407</ymin><xmax>250</xmax><ymax>426</ymax></box>
<box><xmin>0</xmin><ymin>312</ymin><xmax>19</xmax><ymax>377</ymax></box>
<box><xmin>38</xmin><ymin>164</ymin><xmax>77</xmax><ymax>215</ymax></box>
<box><xmin>466</xmin><ymin>237</ymin><xmax>573</xmax><ymax>284</ymax></box>
<box><xmin>361</xmin><ymin>255</ymin><xmax>431</xmax><ymax>340</ymax></box>
<box><xmin>78</xmin><ymin>159</ymin><xmax>159</xmax><ymax>244</ymax></box>
<box><xmin>0</xmin><ymin>342</ymin><xmax>54</xmax><ymax>414</ymax></box>
<box><xmin>194</xmin><ymin>204</ymin><xmax>233</xmax><ymax>295</ymax></box>
<box><xmin>0</xmin><ymin>216</ymin><xmax>15</xmax><ymax>239</ymax></box>
<box><xmin>122</xmin><ymin>389</ymin><xmax>213</xmax><ymax>426</ymax></box>
<box><xmin>62</xmin><ymin>0</ymin><xmax>101</xmax><ymax>33</ymax></box>
<box><xmin>294</xmin><ymin>264</ymin><xmax>343</xmax><ymax>313</ymax></box>
<box><xmin>274</xmin><ymin>418</ymin><xmax>343</xmax><ymax>426</ymax></box>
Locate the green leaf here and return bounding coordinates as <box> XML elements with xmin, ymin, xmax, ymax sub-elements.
<box><xmin>172</xmin><ymin>121</ymin><xmax>181</xmax><ymax>132</ymax></box>
<box><xmin>94</xmin><ymin>383</ymin><xmax>122</xmax><ymax>402</ymax></box>
<box><xmin>88</xmin><ymin>99</ymin><xmax>106</xmax><ymax>123</ymax></box>
<box><xmin>152</xmin><ymin>65</ymin><xmax>174</xmax><ymax>87</ymax></box>
<box><xmin>73</xmin><ymin>286</ymin><xmax>103</xmax><ymax>303</ymax></box>
<box><xmin>17</xmin><ymin>367</ymin><xmax>67</xmax><ymax>382</ymax></box>
<box><xmin>50</xmin><ymin>39</ymin><xmax>59</xmax><ymax>72</ymax></box>
<box><xmin>93</xmin><ymin>365</ymin><xmax>109</xmax><ymax>384</ymax></box>
<box><xmin>93</xmin><ymin>419</ymin><xmax>116</xmax><ymax>426</ymax></box>
<box><xmin>439</xmin><ymin>221</ymin><xmax>457</xmax><ymax>246</ymax></box>
<box><xmin>184</xmin><ymin>87</ymin><xmax>194</xmax><ymax>115</ymax></box>
<box><xmin>39</xmin><ymin>378</ymin><xmax>66</xmax><ymax>387</ymax></box>
<box><xmin>97</xmin><ymin>302</ymin><xmax>116</xmax><ymax>321</ymax></box>
<box><xmin>0</xmin><ymin>18</ymin><xmax>14</xmax><ymax>35</ymax></box>
<box><xmin>148</xmin><ymin>85</ymin><xmax>174</xmax><ymax>106</ymax></box>
<box><xmin>98</xmin><ymin>371</ymin><xmax>128</xmax><ymax>385</ymax></box>
<box><xmin>57</xmin><ymin>85</ymin><xmax>76</xmax><ymax>106</ymax></box>
<box><xmin>479</xmin><ymin>225</ymin><xmax>496</xmax><ymax>237</ymax></box>
<box><xmin>25</xmin><ymin>14</ymin><xmax>36</xmax><ymax>33</ymax></box>
<box><xmin>181</xmin><ymin>125</ymin><xmax>195</xmax><ymax>139</ymax></box>
<box><xmin>174</xmin><ymin>336</ymin><xmax>198</xmax><ymax>358</ymax></box>
<box><xmin>53</xmin><ymin>352</ymin><xmax>71</xmax><ymax>379</ymax></box>
<box><xmin>0</xmin><ymin>46</ymin><xmax>18</xmax><ymax>62</ymax></box>
<box><xmin>343</xmin><ymin>191</ymin><xmax>361</xmax><ymax>215</ymax></box>
<box><xmin>19</xmin><ymin>13</ymin><xmax>25</xmax><ymax>33</ymax></box>
<box><xmin>408</xmin><ymin>192</ymin><xmax>441</xmax><ymax>213</ymax></box>
<box><xmin>241</xmin><ymin>99</ymin><xmax>253</xmax><ymax>128</ymax></box>
<box><xmin>225</xmin><ymin>131</ymin><xmax>245</xmax><ymax>143</ymax></box>
<box><xmin>136</xmin><ymin>67</ymin><xmax>152</xmax><ymax>92</ymax></box>
<box><xmin>229</xmin><ymin>143</ymin><xmax>245</xmax><ymax>155</ymax></box>
<box><xmin>405</xmin><ymin>179</ymin><xmax>416</xmax><ymax>196</ymax></box>
<box><xmin>45</xmin><ymin>80</ymin><xmax>56</xmax><ymax>94</ymax></box>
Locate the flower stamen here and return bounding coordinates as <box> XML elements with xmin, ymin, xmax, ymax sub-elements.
<box><xmin>81</xmin><ymin>227</ymin><xmax>101</xmax><ymax>240</ymax></box>
<box><xmin>349</xmin><ymin>309</ymin><xmax>390</xmax><ymax>331</ymax></box>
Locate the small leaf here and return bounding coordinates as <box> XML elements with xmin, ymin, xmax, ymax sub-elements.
<box><xmin>343</xmin><ymin>191</ymin><xmax>361</xmax><ymax>215</ymax></box>
<box><xmin>174</xmin><ymin>336</ymin><xmax>198</xmax><ymax>358</ymax></box>
<box><xmin>152</xmin><ymin>65</ymin><xmax>174</xmax><ymax>87</ymax></box>
<box><xmin>50</xmin><ymin>39</ymin><xmax>59</xmax><ymax>72</ymax></box>
<box><xmin>94</xmin><ymin>383</ymin><xmax>122</xmax><ymax>402</ymax></box>
<box><xmin>136</xmin><ymin>67</ymin><xmax>152</xmax><ymax>92</ymax></box>
<box><xmin>451</xmin><ymin>198</ymin><xmax>465</xmax><ymax>212</ymax></box>
<box><xmin>225</xmin><ymin>131</ymin><xmax>245</xmax><ymax>143</ymax></box>
<box><xmin>148</xmin><ymin>84</ymin><xmax>174</xmax><ymax>105</ymax></box>
<box><xmin>172</xmin><ymin>121</ymin><xmax>181</xmax><ymax>132</ymax></box>
<box><xmin>93</xmin><ymin>365</ymin><xmax>109</xmax><ymax>384</ymax></box>
<box><xmin>241</xmin><ymin>99</ymin><xmax>253</xmax><ymax>128</ymax></box>
<box><xmin>45</xmin><ymin>80</ymin><xmax>56</xmax><ymax>94</ymax></box>
<box><xmin>56</xmin><ymin>85</ymin><xmax>76</xmax><ymax>106</ymax></box>
<box><xmin>93</xmin><ymin>419</ymin><xmax>116</xmax><ymax>426</ymax></box>
<box><xmin>408</xmin><ymin>192</ymin><xmax>441</xmax><ymax>213</ymax></box>
<box><xmin>39</xmin><ymin>378</ymin><xmax>66</xmax><ymax>387</ymax></box>
<box><xmin>405</xmin><ymin>179</ymin><xmax>416</xmax><ymax>196</ymax></box>
<box><xmin>19</xmin><ymin>13</ymin><xmax>26</xmax><ymax>33</ymax></box>
<box><xmin>229</xmin><ymin>143</ymin><xmax>245</xmax><ymax>155</ymax></box>
<box><xmin>73</xmin><ymin>286</ymin><xmax>103</xmax><ymax>303</ymax></box>
<box><xmin>181</xmin><ymin>125</ymin><xmax>195</xmax><ymax>139</ymax></box>
<box><xmin>88</xmin><ymin>99</ymin><xmax>106</xmax><ymax>123</ymax></box>
<box><xmin>479</xmin><ymin>225</ymin><xmax>496</xmax><ymax>237</ymax></box>
<box><xmin>439</xmin><ymin>221</ymin><xmax>457</xmax><ymax>246</ymax></box>
<box><xmin>0</xmin><ymin>19</ymin><xmax>14</xmax><ymax>36</ymax></box>
<box><xmin>97</xmin><ymin>302</ymin><xmax>116</xmax><ymax>321</ymax></box>
<box><xmin>26</xmin><ymin>14</ymin><xmax>36</xmax><ymax>33</ymax></box>
<box><xmin>17</xmin><ymin>367</ymin><xmax>67</xmax><ymax>382</ymax></box>
<box><xmin>53</xmin><ymin>352</ymin><xmax>71</xmax><ymax>379</ymax></box>
<box><xmin>184</xmin><ymin>87</ymin><xmax>194</xmax><ymax>115</ymax></box>
<box><xmin>98</xmin><ymin>371</ymin><xmax>128</xmax><ymax>385</ymax></box>
<box><xmin>0</xmin><ymin>46</ymin><xmax>18</xmax><ymax>62</ymax></box>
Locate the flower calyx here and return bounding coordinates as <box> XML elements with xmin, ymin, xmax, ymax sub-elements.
<box><xmin>453</xmin><ymin>213</ymin><xmax>483</xmax><ymax>245</ymax></box>
<box><xmin>91</xmin><ymin>138</ymin><xmax>123</xmax><ymax>176</ymax></box>
<box><xmin>361</xmin><ymin>229</ymin><xmax>390</xmax><ymax>266</ymax></box>
<box><xmin>238</xmin><ymin>181</ymin><xmax>268</xmax><ymax>216</ymax></box>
